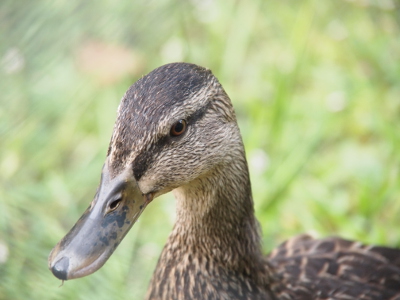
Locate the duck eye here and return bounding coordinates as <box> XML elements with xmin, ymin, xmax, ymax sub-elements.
<box><xmin>170</xmin><ymin>120</ymin><xmax>187</xmax><ymax>136</ymax></box>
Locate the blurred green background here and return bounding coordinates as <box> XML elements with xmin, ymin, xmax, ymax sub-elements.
<box><xmin>1</xmin><ymin>0</ymin><xmax>400</xmax><ymax>299</ymax></box>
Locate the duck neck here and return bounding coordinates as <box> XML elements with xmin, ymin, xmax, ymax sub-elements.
<box><xmin>146</xmin><ymin>141</ymin><xmax>276</xmax><ymax>300</ymax></box>
<box><xmin>171</xmin><ymin>152</ymin><xmax>263</xmax><ymax>270</ymax></box>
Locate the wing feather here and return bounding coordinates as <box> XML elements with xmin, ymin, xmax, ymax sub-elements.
<box><xmin>269</xmin><ymin>235</ymin><xmax>400</xmax><ymax>300</ymax></box>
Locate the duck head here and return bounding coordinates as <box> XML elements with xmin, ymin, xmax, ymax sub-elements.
<box><xmin>48</xmin><ymin>62</ymin><xmax>242</xmax><ymax>280</ymax></box>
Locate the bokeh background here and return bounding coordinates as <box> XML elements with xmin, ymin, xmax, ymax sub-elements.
<box><xmin>1</xmin><ymin>0</ymin><xmax>400</xmax><ymax>299</ymax></box>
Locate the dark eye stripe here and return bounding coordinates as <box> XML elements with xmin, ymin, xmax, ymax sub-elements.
<box><xmin>132</xmin><ymin>102</ymin><xmax>212</xmax><ymax>181</ymax></box>
<box><xmin>187</xmin><ymin>101</ymin><xmax>211</xmax><ymax>124</ymax></box>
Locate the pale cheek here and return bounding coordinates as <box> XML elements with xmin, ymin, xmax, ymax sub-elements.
<box><xmin>137</xmin><ymin>164</ymin><xmax>188</xmax><ymax>194</ymax></box>
<box><xmin>137</xmin><ymin>139</ymin><xmax>222</xmax><ymax>194</ymax></box>
<box><xmin>137</xmin><ymin>177</ymin><xmax>156</xmax><ymax>194</ymax></box>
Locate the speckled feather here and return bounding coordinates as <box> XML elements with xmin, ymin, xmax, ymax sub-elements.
<box><xmin>106</xmin><ymin>63</ymin><xmax>400</xmax><ymax>300</ymax></box>
<box><xmin>269</xmin><ymin>235</ymin><xmax>400</xmax><ymax>299</ymax></box>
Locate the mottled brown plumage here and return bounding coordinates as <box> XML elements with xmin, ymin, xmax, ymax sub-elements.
<box><xmin>49</xmin><ymin>63</ymin><xmax>400</xmax><ymax>299</ymax></box>
<box><xmin>270</xmin><ymin>235</ymin><xmax>400</xmax><ymax>299</ymax></box>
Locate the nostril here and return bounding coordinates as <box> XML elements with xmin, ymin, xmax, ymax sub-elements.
<box><xmin>109</xmin><ymin>199</ymin><xmax>121</xmax><ymax>211</ymax></box>
<box><xmin>51</xmin><ymin>257</ymin><xmax>69</xmax><ymax>280</ymax></box>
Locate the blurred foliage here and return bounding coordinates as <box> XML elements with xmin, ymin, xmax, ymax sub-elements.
<box><xmin>1</xmin><ymin>0</ymin><xmax>400</xmax><ymax>299</ymax></box>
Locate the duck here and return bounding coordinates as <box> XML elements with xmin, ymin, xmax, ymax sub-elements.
<box><xmin>48</xmin><ymin>62</ymin><xmax>400</xmax><ymax>300</ymax></box>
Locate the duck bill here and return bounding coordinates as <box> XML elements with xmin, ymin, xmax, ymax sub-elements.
<box><xmin>48</xmin><ymin>159</ymin><xmax>152</xmax><ymax>281</ymax></box>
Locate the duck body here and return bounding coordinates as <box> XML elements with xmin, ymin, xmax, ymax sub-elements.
<box><xmin>148</xmin><ymin>233</ymin><xmax>400</xmax><ymax>300</ymax></box>
<box><xmin>49</xmin><ymin>63</ymin><xmax>400</xmax><ymax>300</ymax></box>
